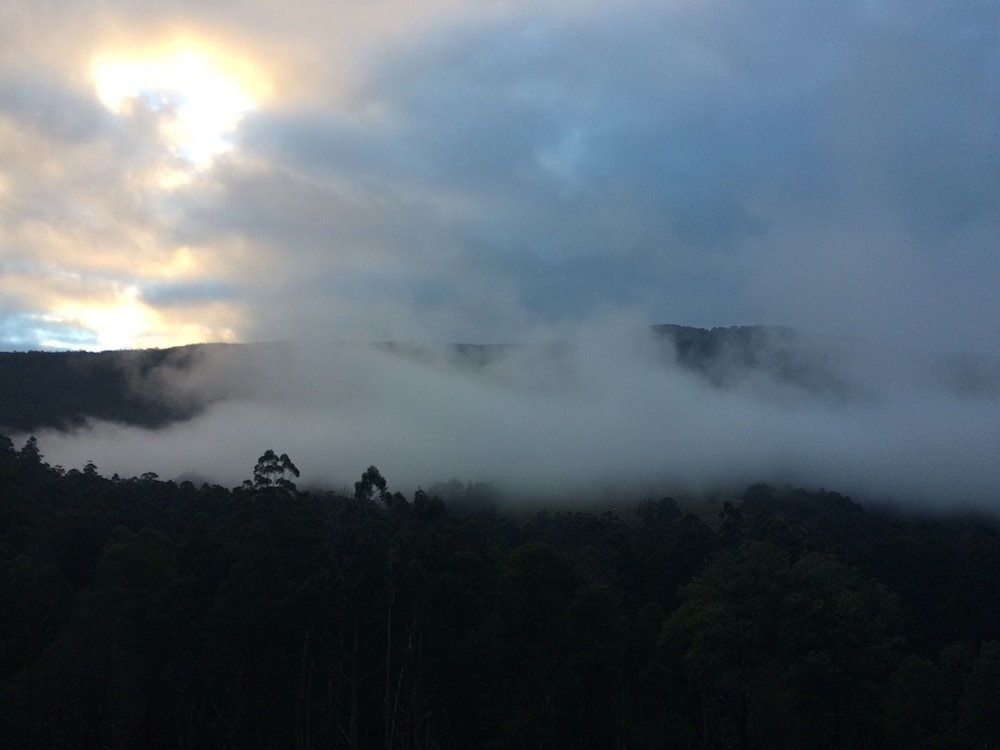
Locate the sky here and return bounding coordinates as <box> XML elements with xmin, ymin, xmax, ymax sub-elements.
<box><xmin>3</xmin><ymin>0</ymin><xmax>1000</xmax><ymax>506</ymax></box>
<box><xmin>1</xmin><ymin>0</ymin><xmax>998</xmax><ymax>353</ymax></box>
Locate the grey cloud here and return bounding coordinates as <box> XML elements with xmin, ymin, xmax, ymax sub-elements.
<box><xmin>154</xmin><ymin>0</ymin><xmax>989</xmax><ymax>349</ymax></box>
<box><xmin>30</xmin><ymin>327</ymin><xmax>1000</xmax><ymax>509</ymax></box>
<box><xmin>3</xmin><ymin>0</ymin><xmax>998</xmax><ymax>357</ymax></box>
<box><xmin>0</xmin><ymin>74</ymin><xmax>111</xmax><ymax>143</ymax></box>
<box><xmin>202</xmin><ymin>2</ymin><xmax>883</xmax><ymax>338</ymax></box>
<box><xmin>139</xmin><ymin>280</ymin><xmax>241</xmax><ymax>308</ymax></box>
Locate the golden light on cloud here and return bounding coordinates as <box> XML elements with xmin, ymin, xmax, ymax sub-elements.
<box><xmin>44</xmin><ymin>286</ymin><xmax>156</xmax><ymax>351</ymax></box>
<box><xmin>91</xmin><ymin>38</ymin><xmax>266</xmax><ymax>173</ymax></box>
<box><xmin>41</xmin><ymin>283</ymin><xmax>240</xmax><ymax>351</ymax></box>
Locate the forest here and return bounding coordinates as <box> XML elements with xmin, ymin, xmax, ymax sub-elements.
<box><xmin>2</xmin><ymin>433</ymin><xmax>1000</xmax><ymax>749</ymax></box>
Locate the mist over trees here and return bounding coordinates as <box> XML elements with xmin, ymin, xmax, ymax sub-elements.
<box><xmin>4</xmin><ymin>325</ymin><xmax>1000</xmax><ymax>508</ymax></box>
<box><xmin>4</xmin><ymin>325</ymin><xmax>996</xmax><ymax>434</ymax></box>
<box><xmin>0</xmin><ymin>343</ymin><xmax>284</xmax><ymax>433</ymax></box>
<box><xmin>3</xmin><ymin>434</ymin><xmax>1000</xmax><ymax>749</ymax></box>
<box><xmin>2</xmin><ymin>325</ymin><xmax>999</xmax><ymax>747</ymax></box>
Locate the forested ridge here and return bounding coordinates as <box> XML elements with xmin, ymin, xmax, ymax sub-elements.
<box><xmin>0</xmin><ymin>343</ymin><xmax>295</xmax><ymax>433</ymax></box>
<box><xmin>0</xmin><ymin>346</ymin><xmax>217</xmax><ymax>432</ymax></box>
<box><xmin>0</xmin><ymin>326</ymin><xmax>889</xmax><ymax>434</ymax></box>
<box><xmin>3</xmin><ymin>434</ymin><xmax>1000</xmax><ymax>749</ymax></box>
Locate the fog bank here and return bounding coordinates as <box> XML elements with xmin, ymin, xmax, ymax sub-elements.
<box><xmin>31</xmin><ymin>324</ymin><xmax>1000</xmax><ymax>510</ymax></box>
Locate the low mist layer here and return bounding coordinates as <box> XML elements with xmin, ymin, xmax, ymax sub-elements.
<box><xmin>25</xmin><ymin>324</ymin><xmax>1000</xmax><ymax>510</ymax></box>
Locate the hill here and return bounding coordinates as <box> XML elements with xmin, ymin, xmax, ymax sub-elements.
<box><xmin>2</xmin><ymin>325</ymin><xmax>997</xmax><ymax>434</ymax></box>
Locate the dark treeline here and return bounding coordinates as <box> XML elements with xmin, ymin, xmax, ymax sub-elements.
<box><xmin>0</xmin><ymin>347</ymin><xmax>209</xmax><ymax>432</ymax></box>
<box><xmin>2</xmin><ymin>435</ymin><xmax>1000</xmax><ymax>749</ymax></box>
<box><xmin>0</xmin><ymin>343</ymin><xmax>288</xmax><ymax>433</ymax></box>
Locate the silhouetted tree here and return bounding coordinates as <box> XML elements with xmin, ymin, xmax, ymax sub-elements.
<box><xmin>354</xmin><ymin>465</ymin><xmax>388</xmax><ymax>503</ymax></box>
<box><xmin>249</xmin><ymin>449</ymin><xmax>300</xmax><ymax>494</ymax></box>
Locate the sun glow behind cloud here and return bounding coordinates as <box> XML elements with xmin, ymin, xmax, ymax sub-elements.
<box><xmin>22</xmin><ymin>38</ymin><xmax>271</xmax><ymax>351</ymax></box>
<box><xmin>40</xmin><ymin>285</ymin><xmax>155</xmax><ymax>350</ymax></box>
<box><xmin>91</xmin><ymin>41</ymin><xmax>262</xmax><ymax>174</ymax></box>
<box><xmin>37</xmin><ymin>283</ymin><xmax>238</xmax><ymax>351</ymax></box>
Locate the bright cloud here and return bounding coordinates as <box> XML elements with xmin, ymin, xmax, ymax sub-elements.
<box><xmin>41</xmin><ymin>285</ymin><xmax>152</xmax><ymax>350</ymax></box>
<box><xmin>0</xmin><ymin>0</ymin><xmax>997</xmax><ymax>356</ymax></box>
<box><xmin>92</xmin><ymin>40</ymin><xmax>262</xmax><ymax>175</ymax></box>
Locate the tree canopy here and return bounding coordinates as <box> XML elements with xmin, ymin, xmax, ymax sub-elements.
<box><xmin>1</xmin><ymin>433</ymin><xmax>1000</xmax><ymax>749</ymax></box>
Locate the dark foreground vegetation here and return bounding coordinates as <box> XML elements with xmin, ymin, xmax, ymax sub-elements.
<box><xmin>3</xmin><ymin>435</ymin><xmax>1000</xmax><ymax>749</ymax></box>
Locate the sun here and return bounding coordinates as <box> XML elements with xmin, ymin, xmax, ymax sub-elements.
<box><xmin>91</xmin><ymin>39</ymin><xmax>264</xmax><ymax>173</ymax></box>
<box><xmin>42</xmin><ymin>286</ymin><xmax>156</xmax><ymax>351</ymax></box>
<box><xmin>42</xmin><ymin>285</ymin><xmax>237</xmax><ymax>351</ymax></box>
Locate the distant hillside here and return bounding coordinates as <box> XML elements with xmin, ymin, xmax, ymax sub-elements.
<box><xmin>2</xmin><ymin>325</ymin><xmax>996</xmax><ymax>434</ymax></box>
<box><xmin>652</xmin><ymin>324</ymin><xmax>853</xmax><ymax>394</ymax></box>
<box><xmin>0</xmin><ymin>343</ymin><xmax>269</xmax><ymax>433</ymax></box>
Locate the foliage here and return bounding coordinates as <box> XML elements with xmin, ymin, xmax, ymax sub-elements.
<box><xmin>247</xmin><ymin>448</ymin><xmax>301</xmax><ymax>495</ymax></box>
<box><xmin>2</xmin><ymin>437</ymin><xmax>1000</xmax><ymax>749</ymax></box>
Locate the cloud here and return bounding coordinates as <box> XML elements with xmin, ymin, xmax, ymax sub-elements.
<box><xmin>1</xmin><ymin>0</ymin><xmax>998</xmax><ymax>357</ymax></box>
<box><xmin>27</xmin><ymin>325</ymin><xmax>1000</xmax><ymax>511</ymax></box>
<box><xmin>3</xmin><ymin>0</ymin><xmax>996</xmax><ymax>516</ymax></box>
